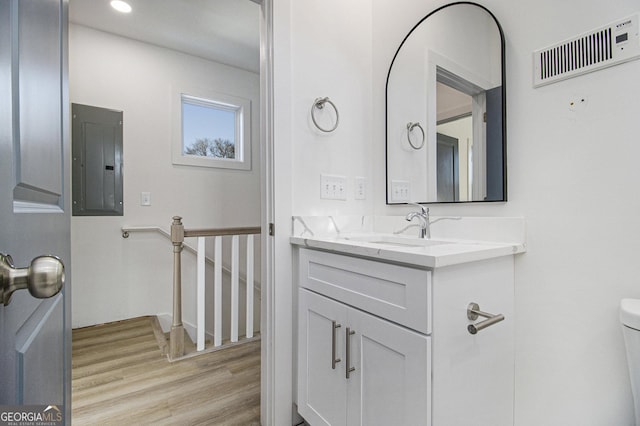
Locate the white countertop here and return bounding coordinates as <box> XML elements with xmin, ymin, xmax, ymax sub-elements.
<box><xmin>290</xmin><ymin>233</ymin><xmax>525</xmax><ymax>268</ymax></box>
<box><xmin>289</xmin><ymin>215</ymin><xmax>526</xmax><ymax>268</ymax></box>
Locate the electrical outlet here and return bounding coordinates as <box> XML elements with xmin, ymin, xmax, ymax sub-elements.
<box><xmin>320</xmin><ymin>174</ymin><xmax>347</xmax><ymax>200</ymax></box>
<box><xmin>140</xmin><ymin>192</ymin><xmax>151</xmax><ymax>206</ymax></box>
<box><xmin>355</xmin><ymin>177</ymin><xmax>366</xmax><ymax>200</ymax></box>
<box><xmin>391</xmin><ymin>180</ymin><xmax>410</xmax><ymax>202</ymax></box>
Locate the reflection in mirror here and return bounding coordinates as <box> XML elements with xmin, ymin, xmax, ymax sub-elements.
<box><xmin>436</xmin><ymin>81</ymin><xmax>471</xmax><ymax>202</ymax></box>
<box><xmin>386</xmin><ymin>2</ymin><xmax>505</xmax><ymax>204</ymax></box>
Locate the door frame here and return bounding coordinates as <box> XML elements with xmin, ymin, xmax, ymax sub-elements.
<box><xmin>259</xmin><ymin>0</ymin><xmax>278</xmax><ymax>424</ymax></box>
<box><xmin>427</xmin><ymin>50</ymin><xmax>490</xmax><ymax>201</ymax></box>
<box><xmin>259</xmin><ymin>0</ymin><xmax>299</xmax><ymax>423</ymax></box>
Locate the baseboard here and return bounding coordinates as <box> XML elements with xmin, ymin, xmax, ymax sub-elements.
<box><xmin>157</xmin><ymin>313</ymin><xmax>213</xmax><ymax>343</ymax></box>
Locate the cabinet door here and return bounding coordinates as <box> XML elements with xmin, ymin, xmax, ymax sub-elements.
<box><xmin>298</xmin><ymin>289</ymin><xmax>348</xmax><ymax>426</ymax></box>
<box><xmin>346</xmin><ymin>307</ymin><xmax>431</xmax><ymax>426</ymax></box>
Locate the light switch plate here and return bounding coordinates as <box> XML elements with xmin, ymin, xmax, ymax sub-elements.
<box><xmin>141</xmin><ymin>192</ymin><xmax>151</xmax><ymax>206</ymax></box>
<box><xmin>391</xmin><ymin>180</ymin><xmax>410</xmax><ymax>202</ymax></box>
<box><xmin>320</xmin><ymin>174</ymin><xmax>347</xmax><ymax>200</ymax></box>
<box><xmin>355</xmin><ymin>177</ymin><xmax>366</xmax><ymax>200</ymax></box>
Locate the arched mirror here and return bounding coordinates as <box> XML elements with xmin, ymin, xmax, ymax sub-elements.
<box><xmin>386</xmin><ymin>2</ymin><xmax>506</xmax><ymax>204</ymax></box>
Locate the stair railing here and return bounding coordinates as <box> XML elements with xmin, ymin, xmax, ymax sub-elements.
<box><xmin>170</xmin><ymin>216</ymin><xmax>261</xmax><ymax>360</ymax></box>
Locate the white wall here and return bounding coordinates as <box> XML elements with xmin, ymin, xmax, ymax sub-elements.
<box><xmin>69</xmin><ymin>25</ymin><xmax>261</xmax><ymax>329</ymax></box>
<box><xmin>274</xmin><ymin>0</ymin><xmax>640</xmax><ymax>424</ymax></box>
<box><xmin>270</xmin><ymin>1</ymin><xmax>374</xmax><ymax>423</ymax></box>
<box><xmin>289</xmin><ymin>0</ymin><xmax>374</xmax><ymax>216</ymax></box>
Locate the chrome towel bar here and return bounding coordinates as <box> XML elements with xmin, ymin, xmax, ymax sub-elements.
<box><xmin>467</xmin><ymin>302</ymin><xmax>504</xmax><ymax>334</ymax></box>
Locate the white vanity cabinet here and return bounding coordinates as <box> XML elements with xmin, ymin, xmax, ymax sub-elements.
<box><xmin>296</xmin><ymin>247</ymin><xmax>515</xmax><ymax>426</ymax></box>
<box><xmin>298</xmin><ymin>288</ymin><xmax>430</xmax><ymax>426</ymax></box>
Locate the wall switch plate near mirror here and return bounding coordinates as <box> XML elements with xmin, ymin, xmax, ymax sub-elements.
<box><xmin>386</xmin><ymin>2</ymin><xmax>507</xmax><ymax>204</ymax></box>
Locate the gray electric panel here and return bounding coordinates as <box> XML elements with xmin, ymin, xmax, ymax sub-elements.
<box><xmin>72</xmin><ymin>103</ymin><xmax>123</xmax><ymax>216</ymax></box>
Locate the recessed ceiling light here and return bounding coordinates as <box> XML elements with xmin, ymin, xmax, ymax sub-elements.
<box><xmin>110</xmin><ymin>0</ymin><xmax>132</xmax><ymax>13</ymax></box>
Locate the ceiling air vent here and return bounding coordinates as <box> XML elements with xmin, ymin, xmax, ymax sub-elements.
<box><xmin>533</xmin><ymin>13</ymin><xmax>640</xmax><ymax>87</ymax></box>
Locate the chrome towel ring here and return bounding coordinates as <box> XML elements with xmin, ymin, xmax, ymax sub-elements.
<box><xmin>311</xmin><ymin>97</ymin><xmax>339</xmax><ymax>133</ymax></box>
<box><xmin>406</xmin><ymin>122</ymin><xmax>425</xmax><ymax>150</ymax></box>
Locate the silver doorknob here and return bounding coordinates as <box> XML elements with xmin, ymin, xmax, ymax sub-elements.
<box><xmin>1</xmin><ymin>253</ymin><xmax>65</xmax><ymax>306</ymax></box>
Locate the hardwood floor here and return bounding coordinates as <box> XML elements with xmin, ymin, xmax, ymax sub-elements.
<box><xmin>72</xmin><ymin>316</ymin><xmax>260</xmax><ymax>425</ymax></box>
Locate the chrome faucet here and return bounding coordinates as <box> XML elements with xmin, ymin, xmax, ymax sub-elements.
<box><xmin>405</xmin><ymin>203</ymin><xmax>430</xmax><ymax>239</ymax></box>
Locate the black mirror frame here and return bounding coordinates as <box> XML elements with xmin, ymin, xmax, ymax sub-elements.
<box><xmin>385</xmin><ymin>1</ymin><xmax>507</xmax><ymax>204</ymax></box>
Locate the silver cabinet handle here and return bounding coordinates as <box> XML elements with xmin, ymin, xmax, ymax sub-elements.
<box><xmin>467</xmin><ymin>302</ymin><xmax>504</xmax><ymax>334</ymax></box>
<box><xmin>1</xmin><ymin>254</ymin><xmax>65</xmax><ymax>306</ymax></box>
<box><xmin>345</xmin><ymin>327</ymin><xmax>356</xmax><ymax>379</ymax></box>
<box><xmin>332</xmin><ymin>320</ymin><xmax>342</xmax><ymax>369</ymax></box>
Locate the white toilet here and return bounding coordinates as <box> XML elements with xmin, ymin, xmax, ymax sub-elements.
<box><xmin>620</xmin><ymin>298</ymin><xmax>640</xmax><ymax>425</ymax></box>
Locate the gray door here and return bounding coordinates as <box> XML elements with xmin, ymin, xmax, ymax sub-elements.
<box><xmin>436</xmin><ymin>133</ymin><xmax>459</xmax><ymax>202</ymax></box>
<box><xmin>0</xmin><ymin>0</ymin><xmax>70</xmax><ymax>423</ymax></box>
<box><xmin>485</xmin><ymin>86</ymin><xmax>504</xmax><ymax>201</ymax></box>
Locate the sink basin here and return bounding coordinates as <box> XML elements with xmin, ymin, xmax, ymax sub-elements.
<box><xmin>340</xmin><ymin>235</ymin><xmax>449</xmax><ymax>248</ymax></box>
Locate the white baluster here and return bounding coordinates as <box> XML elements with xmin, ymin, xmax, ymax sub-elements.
<box><xmin>231</xmin><ymin>235</ymin><xmax>239</xmax><ymax>343</ymax></box>
<box><xmin>246</xmin><ymin>234</ymin><xmax>254</xmax><ymax>338</ymax></box>
<box><xmin>196</xmin><ymin>237</ymin><xmax>205</xmax><ymax>351</ymax></box>
<box><xmin>214</xmin><ymin>236</ymin><xmax>222</xmax><ymax>347</ymax></box>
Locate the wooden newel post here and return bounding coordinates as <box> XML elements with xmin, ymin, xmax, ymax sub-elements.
<box><xmin>169</xmin><ymin>216</ymin><xmax>185</xmax><ymax>359</ymax></box>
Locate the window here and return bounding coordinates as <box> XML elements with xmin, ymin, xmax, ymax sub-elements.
<box><xmin>173</xmin><ymin>90</ymin><xmax>251</xmax><ymax>170</ymax></box>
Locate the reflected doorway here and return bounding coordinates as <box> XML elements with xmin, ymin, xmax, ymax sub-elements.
<box><xmin>436</xmin><ymin>80</ymin><xmax>472</xmax><ymax>202</ymax></box>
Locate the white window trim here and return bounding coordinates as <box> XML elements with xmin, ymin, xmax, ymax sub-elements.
<box><xmin>172</xmin><ymin>87</ymin><xmax>251</xmax><ymax>170</ymax></box>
